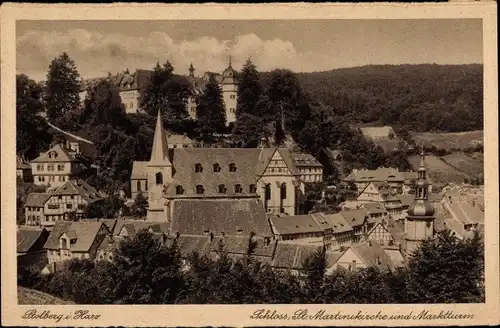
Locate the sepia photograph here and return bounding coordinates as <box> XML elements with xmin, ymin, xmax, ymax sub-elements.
<box><xmin>2</xmin><ymin>2</ymin><xmax>499</xmax><ymax>327</ymax></box>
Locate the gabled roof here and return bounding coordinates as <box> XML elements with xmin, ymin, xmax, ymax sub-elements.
<box><xmin>170</xmin><ymin>199</ymin><xmax>271</xmax><ymax>237</ymax></box>
<box><xmin>44</xmin><ymin>221</ymin><xmax>107</xmax><ymax>252</ymax></box>
<box><xmin>17</xmin><ymin>227</ymin><xmax>48</xmax><ymax>253</ymax></box>
<box><xmin>24</xmin><ymin>193</ymin><xmax>50</xmax><ymax>207</ymax></box>
<box><xmin>270</xmin><ymin>215</ymin><xmax>323</xmax><ymax>235</ymax></box>
<box><xmin>339</xmin><ymin>209</ymin><xmax>368</xmax><ymax>228</ymax></box>
<box><xmin>172</xmin><ymin>234</ymin><xmax>212</xmax><ymax>258</ymax></box>
<box><xmin>292</xmin><ymin>153</ymin><xmax>323</xmax><ymax>167</ymax></box>
<box><xmin>271</xmin><ymin>242</ymin><xmax>323</xmax><ymax>270</ymax></box>
<box><xmin>31</xmin><ymin>144</ymin><xmax>80</xmax><ymax>163</ymax></box>
<box><xmin>349</xmin><ymin>241</ymin><xmax>395</xmax><ymax>270</ymax></box>
<box><xmin>343</xmin><ymin>167</ymin><xmax>405</xmax><ymax>183</ymax></box>
<box><xmin>209</xmin><ymin>235</ymin><xmax>276</xmax><ymax>258</ymax></box>
<box><xmin>51</xmin><ymin>179</ymin><xmax>103</xmax><ymax>203</ymax></box>
<box><xmin>114</xmin><ymin>221</ymin><xmax>168</xmax><ymax>237</ymax></box>
<box><xmin>361</xmin><ymin>203</ymin><xmax>388</xmax><ymax>217</ymax></box>
<box><xmin>320</xmin><ymin>213</ymin><xmax>354</xmax><ymax>233</ymax></box>
<box><xmin>168</xmin><ymin>133</ymin><xmax>195</xmax><ymax>146</ymax></box>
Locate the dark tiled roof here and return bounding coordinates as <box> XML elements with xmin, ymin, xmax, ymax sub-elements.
<box><xmin>271</xmin><ymin>242</ymin><xmax>323</xmax><ymax>270</ymax></box>
<box><xmin>173</xmin><ymin>234</ymin><xmax>212</xmax><ymax>258</ymax></box>
<box><xmin>25</xmin><ymin>193</ymin><xmax>50</xmax><ymax>207</ymax></box>
<box><xmin>44</xmin><ymin>221</ymin><xmax>106</xmax><ymax>252</ymax></box>
<box><xmin>362</xmin><ymin>203</ymin><xmax>388</xmax><ymax>216</ymax></box>
<box><xmin>132</xmin><ymin>147</ymin><xmax>299</xmax><ymax>197</ymax></box>
<box><xmin>350</xmin><ymin>240</ymin><xmax>395</xmax><ymax>270</ymax></box>
<box><xmin>270</xmin><ymin>215</ymin><xmax>323</xmax><ymax>235</ymax></box>
<box><xmin>396</xmin><ymin>194</ymin><xmax>415</xmax><ymax>208</ymax></box>
<box><xmin>292</xmin><ymin>153</ymin><xmax>323</xmax><ymax>167</ymax></box>
<box><xmin>17</xmin><ymin>228</ymin><xmax>47</xmax><ymax>253</ymax></box>
<box><xmin>51</xmin><ymin>179</ymin><xmax>103</xmax><ymax>203</ymax></box>
<box><xmin>170</xmin><ymin>199</ymin><xmax>271</xmax><ymax>237</ymax></box>
<box><xmin>343</xmin><ymin>167</ymin><xmax>405</xmax><ymax>183</ymax></box>
<box><xmin>209</xmin><ymin>235</ymin><xmax>276</xmax><ymax>258</ymax></box>
<box><xmin>31</xmin><ymin>144</ymin><xmax>80</xmax><ymax>163</ymax></box>
<box><xmin>339</xmin><ymin>209</ymin><xmax>368</xmax><ymax>228</ymax></box>
<box><xmin>320</xmin><ymin>213</ymin><xmax>354</xmax><ymax>233</ymax></box>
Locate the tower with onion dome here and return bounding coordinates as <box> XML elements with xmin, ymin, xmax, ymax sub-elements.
<box><xmin>405</xmin><ymin>146</ymin><xmax>436</xmax><ymax>256</ymax></box>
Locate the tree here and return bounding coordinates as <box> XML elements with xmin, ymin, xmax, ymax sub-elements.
<box><xmin>196</xmin><ymin>74</ymin><xmax>226</xmax><ymax>142</ymax></box>
<box><xmin>112</xmin><ymin>230</ymin><xmax>185</xmax><ymax>304</ymax></box>
<box><xmin>132</xmin><ymin>192</ymin><xmax>148</xmax><ymax>218</ymax></box>
<box><xmin>236</xmin><ymin>59</ymin><xmax>265</xmax><ymax>118</ymax></box>
<box><xmin>231</xmin><ymin>113</ymin><xmax>270</xmax><ymax>148</ymax></box>
<box><xmin>43</xmin><ymin>52</ymin><xmax>81</xmax><ymax>122</ymax></box>
<box><xmin>16</xmin><ymin>74</ymin><xmax>53</xmax><ymax>160</ymax></box>
<box><xmin>81</xmin><ymin>80</ymin><xmax>127</xmax><ymax>128</ymax></box>
<box><xmin>405</xmin><ymin>229</ymin><xmax>484</xmax><ymax>303</ymax></box>
<box><xmin>139</xmin><ymin>61</ymin><xmax>190</xmax><ymax>128</ymax></box>
<box><xmin>84</xmin><ymin>195</ymin><xmax>124</xmax><ymax>219</ymax></box>
<box><xmin>301</xmin><ymin>246</ymin><xmax>327</xmax><ymax>302</ymax></box>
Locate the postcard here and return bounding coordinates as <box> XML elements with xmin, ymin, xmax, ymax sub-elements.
<box><xmin>1</xmin><ymin>2</ymin><xmax>499</xmax><ymax>327</ymax></box>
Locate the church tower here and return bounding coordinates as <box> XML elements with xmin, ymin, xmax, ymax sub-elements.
<box><xmin>405</xmin><ymin>146</ymin><xmax>435</xmax><ymax>256</ymax></box>
<box><xmin>147</xmin><ymin>109</ymin><xmax>173</xmax><ymax>222</ymax></box>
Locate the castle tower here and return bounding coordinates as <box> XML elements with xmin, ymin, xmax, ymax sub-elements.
<box><xmin>147</xmin><ymin>109</ymin><xmax>173</xmax><ymax>222</ymax></box>
<box><xmin>404</xmin><ymin>146</ymin><xmax>435</xmax><ymax>256</ymax></box>
<box><xmin>189</xmin><ymin>63</ymin><xmax>195</xmax><ymax>77</ymax></box>
<box><xmin>221</xmin><ymin>55</ymin><xmax>238</xmax><ymax>125</ymax></box>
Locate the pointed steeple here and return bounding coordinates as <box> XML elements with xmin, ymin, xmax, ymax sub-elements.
<box><xmin>149</xmin><ymin>109</ymin><xmax>171</xmax><ymax>165</ymax></box>
<box><xmin>228</xmin><ymin>54</ymin><xmax>232</xmax><ymax>67</ymax></box>
<box><xmin>189</xmin><ymin>63</ymin><xmax>195</xmax><ymax>77</ymax></box>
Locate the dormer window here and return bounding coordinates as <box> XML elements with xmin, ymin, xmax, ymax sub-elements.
<box><xmin>218</xmin><ymin>184</ymin><xmax>227</xmax><ymax>194</ymax></box>
<box><xmin>196</xmin><ymin>185</ymin><xmax>204</xmax><ymax>195</ymax></box>
<box><xmin>176</xmin><ymin>185</ymin><xmax>184</xmax><ymax>195</ymax></box>
<box><xmin>229</xmin><ymin>163</ymin><xmax>236</xmax><ymax>172</ymax></box>
<box><xmin>213</xmin><ymin>163</ymin><xmax>221</xmax><ymax>172</ymax></box>
<box><xmin>234</xmin><ymin>184</ymin><xmax>242</xmax><ymax>193</ymax></box>
<box><xmin>249</xmin><ymin>184</ymin><xmax>257</xmax><ymax>193</ymax></box>
<box><xmin>195</xmin><ymin>163</ymin><xmax>203</xmax><ymax>173</ymax></box>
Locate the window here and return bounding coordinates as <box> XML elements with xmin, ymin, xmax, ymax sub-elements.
<box><xmin>265</xmin><ymin>184</ymin><xmax>271</xmax><ymax>200</ymax></box>
<box><xmin>191</xmin><ymin>107</ymin><xmax>196</xmax><ymax>113</ymax></box>
<box><xmin>213</xmin><ymin>163</ymin><xmax>221</xmax><ymax>172</ymax></box>
<box><xmin>230</xmin><ymin>108</ymin><xmax>236</xmax><ymax>113</ymax></box>
<box><xmin>234</xmin><ymin>184</ymin><xmax>242</xmax><ymax>193</ymax></box>
<box><xmin>145</xmin><ymin>181</ymin><xmax>148</xmax><ymax>191</ymax></box>
<box><xmin>155</xmin><ymin>172</ymin><xmax>163</xmax><ymax>184</ymax></box>
<box><xmin>58</xmin><ymin>196</ymin><xmax>62</xmax><ymax>200</ymax></box>
<box><xmin>218</xmin><ymin>184</ymin><xmax>226</xmax><ymax>194</ymax></box>
<box><xmin>37</xmin><ymin>164</ymin><xmax>44</xmax><ymax>171</ymax></box>
<box><xmin>196</xmin><ymin>185</ymin><xmax>204</xmax><ymax>195</ymax></box>
<box><xmin>59</xmin><ymin>176</ymin><xmax>65</xmax><ymax>182</ymax></box>
<box><xmin>249</xmin><ymin>184</ymin><xmax>257</xmax><ymax>193</ymax></box>
<box><xmin>230</xmin><ymin>94</ymin><xmax>236</xmax><ymax>99</ymax></box>
<box><xmin>195</xmin><ymin>163</ymin><xmax>203</xmax><ymax>173</ymax></box>
<box><xmin>137</xmin><ymin>180</ymin><xmax>142</xmax><ymax>192</ymax></box>
<box><xmin>66</xmin><ymin>204</ymin><xmax>73</xmax><ymax>209</ymax></box>
<box><xmin>48</xmin><ymin>204</ymin><xmax>60</xmax><ymax>210</ymax></box>
<box><xmin>229</xmin><ymin>163</ymin><xmax>236</xmax><ymax>172</ymax></box>
<box><xmin>280</xmin><ymin>183</ymin><xmax>287</xmax><ymax>200</ymax></box>
<box><xmin>176</xmin><ymin>185</ymin><xmax>184</xmax><ymax>195</ymax></box>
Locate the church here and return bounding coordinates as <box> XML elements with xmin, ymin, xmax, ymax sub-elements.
<box><xmin>130</xmin><ymin>110</ymin><xmax>307</xmax><ymax>236</ymax></box>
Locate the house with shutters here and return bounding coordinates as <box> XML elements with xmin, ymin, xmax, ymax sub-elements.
<box><xmin>291</xmin><ymin>153</ymin><xmax>324</xmax><ymax>183</ymax></box>
<box><xmin>24</xmin><ymin>192</ymin><xmax>51</xmax><ymax>226</ymax></box>
<box><xmin>30</xmin><ymin>144</ymin><xmax>85</xmax><ymax>188</ymax></box>
<box><xmin>43</xmin><ymin>221</ymin><xmax>109</xmax><ymax>271</ymax></box>
<box><xmin>131</xmin><ymin>110</ymin><xmax>308</xmax><ymax>231</ymax></box>
<box><xmin>42</xmin><ymin>179</ymin><xmax>105</xmax><ymax>227</ymax></box>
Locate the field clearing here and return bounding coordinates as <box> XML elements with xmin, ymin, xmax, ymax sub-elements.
<box><xmin>411</xmin><ymin>130</ymin><xmax>483</xmax><ymax>151</ymax></box>
<box><xmin>441</xmin><ymin>152</ymin><xmax>484</xmax><ymax>178</ymax></box>
<box><xmin>408</xmin><ymin>155</ymin><xmax>470</xmax><ymax>184</ymax></box>
<box><xmin>18</xmin><ymin>286</ymin><xmax>74</xmax><ymax>305</ymax></box>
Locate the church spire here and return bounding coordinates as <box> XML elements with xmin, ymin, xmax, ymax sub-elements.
<box><xmin>149</xmin><ymin>109</ymin><xmax>171</xmax><ymax>165</ymax></box>
<box><xmin>229</xmin><ymin>54</ymin><xmax>232</xmax><ymax>67</ymax></box>
<box><xmin>189</xmin><ymin>63</ymin><xmax>195</xmax><ymax>77</ymax></box>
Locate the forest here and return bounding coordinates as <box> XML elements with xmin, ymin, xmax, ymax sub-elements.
<box><xmin>283</xmin><ymin>64</ymin><xmax>483</xmax><ymax>132</ymax></box>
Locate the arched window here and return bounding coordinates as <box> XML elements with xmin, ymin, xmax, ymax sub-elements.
<box><xmin>229</xmin><ymin>163</ymin><xmax>237</xmax><ymax>172</ymax></box>
<box><xmin>213</xmin><ymin>163</ymin><xmax>221</xmax><ymax>172</ymax></box>
<box><xmin>265</xmin><ymin>184</ymin><xmax>271</xmax><ymax>200</ymax></box>
<box><xmin>249</xmin><ymin>184</ymin><xmax>257</xmax><ymax>193</ymax></box>
<box><xmin>155</xmin><ymin>172</ymin><xmax>163</xmax><ymax>185</ymax></box>
<box><xmin>218</xmin><ymin>184</ymin><xmax>226</xmax><ymax>194</ymax></box>
<box><xmin>280</xmin><ymin>183</ymin><xmax>287</xmax><ymax>200</ymax></box>
<box><xmin>195</xmin><ymin>163</ymin><xmax>203</xmax><ymax>173</ymax></box>
<box><xmin>137</xmin><ymin>180</ymin><xmax>142</xmax><ymax>192</ymax></box>
<box><xmin>234</xmin><ymin>184</ymin><xmax>242</xmax><ymax>193</ymax></box>
<box><xmin>196</xmin><ymin>185</ymin><xmax>204</xmax><ymax>194</ymax></box>
<box><xmin>176</xmin><ymin>185</ymin><xmax>184</xmax><ymax>195</ymax></box>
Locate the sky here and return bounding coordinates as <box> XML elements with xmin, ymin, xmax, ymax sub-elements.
<box><xmin>16</xmin><ymin>19</ymin><xmax>483</xmax><ymax>82</ymax></box>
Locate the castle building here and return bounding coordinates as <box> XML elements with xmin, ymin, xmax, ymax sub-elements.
<box><xmin>404</xmin><ymin>148</ymin><xmax>435</xmax><ymax>255</ymax></box>
<box><xmin>131</xmin><ymin>110</ymin><xmax>307</xmax><ymax>227</ymax></box>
